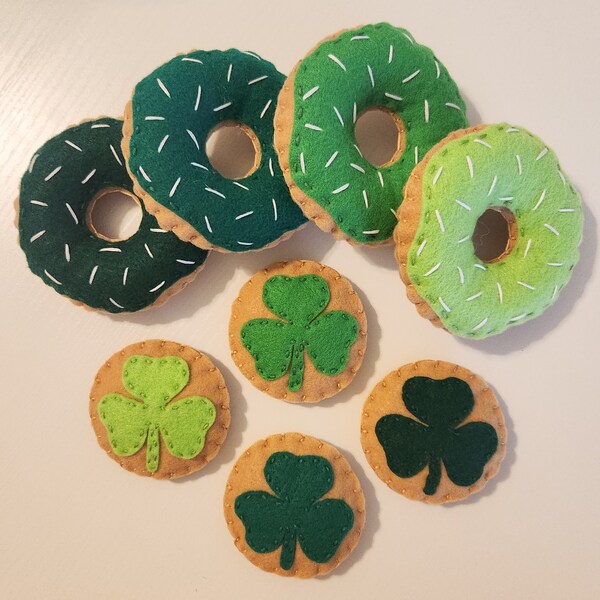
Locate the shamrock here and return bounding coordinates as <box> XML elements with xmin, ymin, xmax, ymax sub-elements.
<box><xmin>98</xmin><ymin>355</ymin><xmax>216</xmax><ymax>472</ymax></box>
<box><xmin>240</xmin><ymin>275</ymin><xmax>358</xmax><ymax>391</ymax></box>
<box><xmin>375</xmin><ymin>376</ymin><xmax>498</xmax><ymax>495</ymax></box>
<box><xmin>234</xmin><ymin>451</ymin><xmax>354</xmax><ymax>570</ymax></box>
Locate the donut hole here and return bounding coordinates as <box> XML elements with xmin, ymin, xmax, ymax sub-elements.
<box><xmin>472</xmin><ymin>207</ymin><xmax>518</xmax><ymax>263</ymax></box>
<box><xmin>87</xmin><ymin>188</ymin><xmax>143</xmax><ymax>242</ymax></box>
<box><xmin>354</xmin><ymin>107</ymin><xmax>406</xmax><ymax>168</ymax></box>
<box><xmin>206</xmin><ymin>121</ymin><xmax>261</xmax><ymax>179</ymax></box>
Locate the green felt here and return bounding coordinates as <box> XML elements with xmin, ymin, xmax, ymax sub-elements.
<box><xmin>406</xmin><ymin>123</ymin><xmax>583</xmax><ymax>338</ymax></box>
<box><xmin>128</xmin><ymin>49</ymin><xmax>306</xmax><ymax>252</ymax></box>
<box><xmin>98</xmin><ymin>355</ymin><xmax>216</xmax><ymax>473</ymax></box>
<box><xmin>234</xmin><ymin>451</ymin><xmax>354</xmax><ymax>570</ymax></box>
<box><xmin>288</xmin><ymin>23</ymin><xmax>467</xmax><ymax>244</ymax></box>
<box><xmin>240</xmin><ymin>275</ymin><xmax>358</xmax><ymax>391</ymax></box>
<box><xmin>18</xmin><ymin>118</ymin><xmax>208</xmax><ymax>313</ymax></box>
<box><xmin>375</xmin><ymin>376</ymin><xmax>498</xmax><ymax>495</ymax></box>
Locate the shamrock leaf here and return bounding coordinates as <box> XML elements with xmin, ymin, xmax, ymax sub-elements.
<box><xmin>240</xmin><ymin>275</ymin><xmax>359</xmax><ymax>391</ymax></box>
<box><xmin>375</xmin><ymin>376</ymin><xmax>498</xmax><ymax>495</ymax></box>
<box><xmin>98</xmin><ymin>355</ymin><xmax>216</xmax><ymax>472</ymax></box>
<box><xmin>234</xmin><ymin>452</ymin><xmax>354</xmax><ymax>570</ymax></box>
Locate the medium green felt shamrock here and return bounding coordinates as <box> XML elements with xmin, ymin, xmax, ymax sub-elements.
<box><xmin>240</xmin><ymin>275</ymin><xmax>358</xmax><ymax>391</ymax></box>
<box><xmin>98</xmin><ymin>355</ymin><xmax>216</xmax><ymax>472</ymax></box>
<box><xmin>375</xmin><ymin>376</ymin><xmax>498</xmax><ymax>495</ymax></box>
<box><xmin>234</xmin><ymin>451</ymin><xmax>354</xmax><ymax>570</ymax></box>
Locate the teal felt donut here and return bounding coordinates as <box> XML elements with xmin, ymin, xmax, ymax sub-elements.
<box><xmin>18</xmin><ymin>117</ymin><xmax>209</xmax><ymax>313</ymax></box>
<box><xmin>274</xmin><ymin>23</ymin><xmax>468</xmax><ymax>245</ymax></box>
<box><xmin>395</xmin><ymin>123</ymin><xmax>583</xmax><ymax>339</ymax></box>
<box><xmin>124</xmin><ymin>49</ymin><xmax>306</xmax><ymax>253</ymax></box>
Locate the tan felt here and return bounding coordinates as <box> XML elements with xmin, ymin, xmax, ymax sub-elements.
<box><xmin>360</xmin><ymin>360</ymin><xmax>507</xmax><ymax>504</ymax></box>
<box><xmin>223</xmin><ymin>432</ymin><xmax>366</xmax><ymax>578</ymax></box>
<box><xmin>229</xmin><ymin>259</ymin><xmax>367</xmax><ymax>403</ymax></box>
<box><xmin>393</xmin><ymin>126</ymin><xmax>486</xmax><ymax>329</ymax></box>
<box><xmin>89</xmin><ymin>339</ymin><xmax>230</xmax><ymax>479</ymax></box>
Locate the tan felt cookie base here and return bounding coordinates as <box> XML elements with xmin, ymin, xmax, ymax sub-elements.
<box><xmin>274</xmin><ymin>27</ymin><xmax>394</xmax><ymax>248</ymax></box>
<box><xmin>223</xmin><ymin>432</ymin><xmax>365</xmax><ymax>578</ymax></box>
<box><xmin>229</xmin><ymin>259</ymin><xmax>367</xmax><ymax>403</ymax></box>
<box><xmin>89</xmin><ymin>339</ymin><xmax>230</xmax><ymax>479</ymax></box>
<box><xmin>393</xmin><ymin>126</ymin><xmax>485</xmax><ymax>329</ymax></box>
<box><xmin>360</xmin><ymin>360</ymin><xmax>506</xmax><ymax>504</ymax></box>
<box><xmin>122</xmin><ymin>97</ymin><xmax>305</xmax><ymax>254</ymax></box>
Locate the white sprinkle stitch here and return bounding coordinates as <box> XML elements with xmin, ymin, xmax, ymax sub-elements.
<box><xmin>351</xmin><ymin>163</ymin><xmax>365</xmax><ymax>174</ymax></box>
<box><xmin>466</xmin><ymin>291</ymin><xmax>483</xmax><ymax>302</ymax></box>
<box><xmin>362</xmin><ymin>230</ymin><xmax>380</xmax><ymax>235</ymax></box>
<box><xmin>516</xmin><ymin>154</ymin><xmax>523</xmax><ymax>175</ymax></box>
<box><xmin>403</xmin><ymin>70</ymin><xmax>420</xmax><ymax>83</ymax></box>
<box><xmin>81</xmin><ymin>169</ymin><xmax>96</xmax><ymax>184</ymax></box>
<box><xmin>367</xmin><ymin>64</ymin><xmax>375</xmax><ymax>87</ymax></box>
<box><xmin>235</xmin><ymin>211</ymin><xmax>254</xmax><ymax>220</ymax></box>
<box><xmin>524</xmin><ymin>238</ymin><xmax>532</xmax><ymax>257</ymax></box>
<box><xmin>552</xmin><ymin>285</ymin><xmax>559</xmax><ymax>299</ymax></box>
<box><xmin>65</xmin><ymin>140</ymin><xmax>82</xmax><ymax>151</ymax></box>
<box><xmin>176</xmin><ymin>259</ymin><xmax>195</xmax><ymax>265</ymax></box>
<box><xmin>333</xmin><ymin>106</ymin><xmax>345</xmax><ymax>126</ymax></box>
<box><xmin>457</xmin><ymin>266</ymin><xmax>465</xmax><ymax>284</ymax></box>
<box><xmin>328</xmin><ymin>54</ymin><xmax>346</xmax><ymax>71</ymax></box>
<box><xmin>439</xmin><ymin>297</ymin><xmax>451</xmax><ymax>312</ymax></box>
<box><xmin>388</xmin><ymin>45</ymin><xmax>394</xmax><ymax>63</ymax></box>
<box><xmin>122</xmin><ymin>267</ymin><xmax>129</xmax><ymax>285</ymax></box>
<box><xmin>242</xmin><ymin>51</ymin><xmax>261</xmax><ymax>60</ymax></box>
<box><xmin>547</xmin><ymin>262</ymin><xmax>564</xmax><ymax>267</ymax></box>
<box><xmin>65</xmin><ymin>244</ymin><xmax>70</xmax><ymax>262</ymax></box>
<box><xmin>65</xmin><ymin>203</ymin><xmax>78</xmax><ymax>224</ymax></box>
<box><xmin>362</xmin><ymin>190</ymin><xmax>369</xmax><ymax>209</ymax></box>
<box><xmin>455</xmin><ymin>199</ymin><xmax>471</xmax><ymax>211</ymax></box>
<box><xmin>30</xmin><ymin>200</ymin><xmax>47</xmax><ymax>206</ymax></box>
<box><xmin>416</xmin><ymin>239</ymin><xmax>427</xmax><ymax>256</ymax></box>
<box><xmin>237</xmin><ymin>241</ymin><xmax>253</xmax><ymax>246</ymax></box>
<box><xmin>45</xmin><ymin>166</ymin><xmax>62</xmax><ymax>181</ymax></box>
<box><xmin>194</xmin><ymin>86</ymin><xmax>202</xmax><ymax>111</ymax></box>
<box><xmin>169</xmin><ymin>177</ymin><xmax>181</xmax><ymax>197</ymax></box>
<box><xmin>248</xmin><ymin>75</ymin><xmax>268</xmax><ymax>86</ymax></box>
<box><xmin>214</xmin><ymin>102</ymin><xmax>232</xmax><ymax>112</ymax></box>
<box><xmin>150</xmin><ymin>228</ymin><xmax>167</xmax><ymax>233</ymax></box>
<box><xmin>435</xmin><ymin>209</ymin><xmax>445</xmax><ymax>233</ymax></box>
<box><xmin>558</xmin><ymin>170</ymin><xmax>566</xmax><ymax>186</ymax></box>
<box><xmin>536</xmin><ymin>147</ymin><xmax>548</xmax><ymax>161</ymax></box>
<box><xmin>351</xmin><ymin>35</ymin><xmax>370</xmax><ymax>40</ymax></box>
<box><xmin>109</xmin><ymin>298</ymin><xmax>124</xmax><ymax>309</ymax></box>
<box><xmin>474</xmin><ymin>264</ymin><xmax>487</xmax><ymax>271</ymax></box>
<box><xmin>205</xmin><ymin>187</ymin><xmax>225</xmax><ymax>199</ymax></box>
<box><xmin>110</xmin><ymin>144</ymin><xmax>123</xmax><ymax>166</ymax></box>
<box><xmin>233</xmin><ymin>181</ymin><xmax>249</xmax><ymax>190</ymax></box>
<box><xmin>272</xmin><ymin>199</ymin><xmax>278</xmax><ymax>221</ymax></box>
<box><xmin>424</xmin><ymin>99</ymin><xmax>430</xmax><ymax>123</ymax></box>
<box><xmin>303</xmin><ymin>86</ymin><xmax>320</xmax><ymax>100</ymax></box>
<box><xmin>89</xmin><ymin>265</ymin><xmax>99</xmax><ymax>285</ymax></box>
<box><xmin>435</xmin><ymin>60</ymin><xmax>441</xmax><ymax>78</ymax></box>
<box><xmin>506</xmin><ymin>127</ymin><xmax>520</xmax><ymax>133</ymax></box>
<box><xmin>517</xmin><ymin>281</ymin><xmax>535</xmax><ymax>290</ymax></box>
<box><xmin>182</xmin><ymin>57</ymin><xmax>203</xmax><ymax>64</ymax></box>
<box><xmin>414</xmin><ymin>147</ymin><xmax>419</xmax><ymax>165</ymax></box>
<box><xmin>91</xmin><ymin>124</ymin><xmax>110</xmax><ymax>129</ymax></box>
<box><xmin>227</xmin><ymin>63</ymin><xmax>233</xmax><ymax>82</ymax></box>
<box><xmin>157</xmin><ymin>135</ymin><xmax>170</xmax><ymax>153</ymax></box>
<box><xmin>457</xmin><ymin>235</ymin><xmax>470</xmax><ymax>244</ymax></box>
<box><xmin>187</xmin><ymin>129</ymin><xmax>200</xmax><ymax>150</ymax></box>
<box><xmin>304</xmin><ymin>123</ymin><xmax>322</xmax><ymax>131</ymax></box>
<box><xmin>445</xmin><ymin>102</ymin><xmax>461</xmax><ymax>111</ymax></box>
<box><xmin>300</xmin><ymin>152</ymin><xmax>306</xmax><ymax>173</ymax></box>
<box><xmin>353</xmin><ymin>102</ymin><xmax>357</xmax><ymax>124</ymax></box>
<box><xmin>544</xmin><ymin>224</ymin><xmax>560</xmax><ymax>236</ymax></box>
<box><xmin>559</xmin><ymin>208</ymin><xmax>575</xmax><ymax>213</ymax></box>
<box><xmin>390</xmin><ymin>208</ymin><xmax>397</xmax><ymax>218</ymax></box>
<box><xmin>139</xmin><ymin>166</ymin><xmax>152</xmax><ymax>182</ymax></box>
<box><xmin>466</xmin><ymin>156</ymin><xmax>474</xmax><ymax>178</ymax></box>
<box><xmin>474</xmin><ymin>139</ymin><xmax>492</xmax><ymax>148</ymax></box>
<box><xmin>99</xmin><ymin>247</ymin><xmax>121</xmax><ymax>253</ymax></box>
<box><xmin>384</xmin><ymin>92</ymin><xmax>403</xmax><ymax>101</ymax></box>
<box><xmin>432</xmin><ymin>166</ymin><xmax>443</xmax><ymax>185</ymax></box>
<box><xmin>353</xmin><ymin>142</ymin><xmax>363</xmax><ymax>157</ymax></box>
<box><xmin>402</xmin><ymin>31</ymin><xmax>415</xmax><ymax>44</ymax></box>
<box><xmin>144</xmin><ymin>243</ymin><xmax>154</xmax><ymax>258</ymax></box>
<box><xmin>497</xmin><ymin>282</ymin><xmax>503</xmax><ymax>304</ymax></box>
<box><xmin>498</xmin><ymin>197</ymin><xmax>513</xmax><ymax>202</ymax></box>
<box><xmin>424</xmin><ymin>263</ymin><xmax>441</xmax><ymax>277</ymax></box>
<box><xmin>145</xmin><ymin>116</ymin><xmax>165</xmax><ymax>121</ymax></box>
<box><xmin>28</xmin><ymin>154</ymin><xmax>39</xmax><ymax>173</ymax></box>
<box><xmin>509</xmin><ymin>313</ymin><xmax>528</xmax><ymax>322</ymax></box>
<box><xmin>268</xmin><ymin>158</ymin><xmax>274</xmax><ymax>177</ymax></box>
<box><xmin>533</xmin><ymin>189</ymin><xmax>547</xmax><ymax>211</ymax></box>
<box><xmin>30</xmin><ymin>230</ymin><xmax>46</xmax><ymax>243</ymax></box>
<box><xmin>377</xmin><ymin>171</ymin><xmax>384</xmax><ymax>187</ymax></box>
<box><xmin>204</xmin><ymin>215</ymin><xmax>213</xmax><ymax>233</ymax></box>
<box><xmin>44</xmin><ymin>270</ymin><xmax>62</xmax><ymax>285</ymax></box>
<box><xmin>472</xmin><ymin>317</ymin><xmax>489</xmax><ymax>332</ymax></box>
<box><xmin>157</xmin><ymin>78</ymin><xmax>171</xmax><ymax>98</ymax></box>
<box><xmin>487</xmin><ymin>175</ymin><xmax>498</xmax><ymax>196</ymax></box>
<box><xmin>149</xmin><ymin>281</ymin><xmax>166</xmax><ymax>292</ymax></box>
<box><xmin>325</xmin><ymin>151</ymin><xmax>339</xmax><ymax>168</ymax></box>
<box><xmin>332</xmin><ymin>183</ymin><xmax>349</xmax><ymax>194</ymax></box>
<box><xmin>191</xmin><ymin>162</ymin><xmax>208</xmax><ymax>171</ymax></box>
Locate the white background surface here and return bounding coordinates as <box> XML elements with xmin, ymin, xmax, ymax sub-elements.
<box><xmin>1</xmin><ymin>1</ymin><xmax>599</xmax><ymax>598</ymax></box>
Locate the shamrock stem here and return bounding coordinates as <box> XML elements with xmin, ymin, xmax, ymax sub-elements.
<box><xmin>287</xmin><ymin>344</ymin><xmax>305</xmax><ymax>392</ymax></box>
<box><xmin>146</xmin><ymin>424</ymin><xmax>160</xmax><ymax>473</ymax></box>
<box><xmin>280</xmin><ymin>529</ymin><xmax>297</xmax><ymax>570</ymax></box>
<box><xmin>424</xmin><ymin>458</ymin><xmax>442</xmax><ymax>495</ymax></box>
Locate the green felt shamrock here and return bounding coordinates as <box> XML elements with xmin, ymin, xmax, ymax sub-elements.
<box><xmin>375</xmin><ymin>376</ymin><xmax>498</xmax><ymax>495</ymax></box>
<box><xmin>234</xmin><ymin>451</ymin><xmax>354</xmax><ymax>570</ymax></box>
<box><xmin>98</xmin><ymin>355</ymin><xmax>216</xmax><ymax>472</ymax></box>
<box><xmin>240</xmin><ymin>275</ymin><xmax>358</xmax><ymax>391</ymax></box>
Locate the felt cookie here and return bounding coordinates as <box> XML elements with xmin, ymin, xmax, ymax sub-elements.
<box><xmin>122</xmin><ymin>48</ymin><xmax>306</xmax><ymax>253</ymax></box>
<box><xmin>16</xmin><ymin>117</ymin><xmax>209</xmax><ymax>313</ymax></box>
<box><xmin>90</xmin><ymin>340</ymin><xmax>230</xmax><ymax>479</ymax></box>
<box><xmin>361</xmin><ymin>360</ymin><xmax>506</xmax><ymax>503</ymax></box>
<box><xmin>274</xmin><ymin>22</ymin><xmax>467</xmax><ymax>246</ymax></box>
<box><xmin>395</xmin><ymin>123</ymin><xmax>583</xmax><ymax>338</ymax></box>
<box><xmin>229</xmin><ymin>260</ymin><xmax>367</xmax><ymax>403</ymax></box>
<box><xmin>224</xmin><ymin>432</ymin><xmax>365</xmax><ymax>577</ymax></box>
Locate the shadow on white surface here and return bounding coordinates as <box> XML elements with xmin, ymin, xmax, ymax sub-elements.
<box><xmin>462</xmin><ymin>90</ymin><xmax>483</xmax><ymax>125</ymax></box>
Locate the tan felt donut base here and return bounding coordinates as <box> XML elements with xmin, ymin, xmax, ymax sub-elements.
<box><xmin>274</xmin><ymin>27</ymin><xmax>394</xmax><ymax>248</ymax></box>
<box><xmin>89</xmin><ymin>339</ymin><xmax>230</xmax><ymax>479</ymax></box>
<box><xmin>229</xmin><ymin>259</ymin><xmax>367</xmax><ymax>403</ymax></box>
<box><xmin>360</xmin><ymin>360</ymin><xmax>506</xmax><ymax>504</ymax></box>
<box><xmin>393</xmin><ymin>126</ymin><xmax>485</xmax><ymax>329</ymax></box>
<box><xmin>223</xmin><ymin>432</ymin><xmax>366</xmax><ymax>578</ymax></box>
<box><xmin>122</xmin><ymin>96</ymin><xmax>305</xmax><ymax>254</ymax></box>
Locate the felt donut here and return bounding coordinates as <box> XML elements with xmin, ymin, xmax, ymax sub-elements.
<box><xmin>17</xmin><ymin>117</ymin><xmax>209</xmax><ymax>313</ymax></box>
<box><xmin>274</xmin><ymin>23</ymin><xmax>467</xmax><ymax>245</ymax></box>
<box><xmin>395</xmin><ymin>123</ymin><xmax>583</xmax><ymax>339</ymax></box>
<box><xmin>123</xmin><ymin>49</ymin><xmax>306</xmax><ymax>253</ymax></box>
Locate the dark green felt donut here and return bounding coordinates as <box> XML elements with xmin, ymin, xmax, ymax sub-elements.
<box><xmin>18</xmin><ymin>117</ymin><xmax>209</xmax><ymax>313</ymax></box>
<box><xmin>126</xmin><ymin>49</ymin><xmax>306</xmax><ymax>253</ymax></box>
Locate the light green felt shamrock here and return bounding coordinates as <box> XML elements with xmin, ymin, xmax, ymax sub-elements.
<box><xmin>98</xmin><ymin>355</ymin><xmax>216</xmax><ymax>472</ymax></box>
<box><xmin>240</xmin><ymin>275</ymin><xmax>359</xmax><ymax>392</ymax></box>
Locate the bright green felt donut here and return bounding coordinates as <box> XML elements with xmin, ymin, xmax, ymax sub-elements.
<box><xmin>18</xmin><ymin>118</ymin><xmax>208</xmax><ymax>313</ymax></box>
<box><xmin>284</xmin><ymin>23</ymin><xmax>467</xmax><ymax>244</ymax></box>
<box><xmin>127</xmin><ymin>49</ymin><xmax>306</xmax><ymax>252</ymax></box>
<box><xmin>403</xmin><ymin>123</ymin><xmax>583</xmax><ymax>339</ymax></box>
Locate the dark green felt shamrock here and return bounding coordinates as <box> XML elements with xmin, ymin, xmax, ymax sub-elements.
<box><xmin>375</xmin><ymin>376</ymin><xmax>498</xmax><ymax>495</ymax></box>
<box><xmin>234</xmin><ymin>451</ymin><xmax>354</xmax><ymax>570</ymax></box>
<box><xmin>240</xmin><ymin>275</ymin><xmax>358</xmax><ymax>391</ymax></box>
